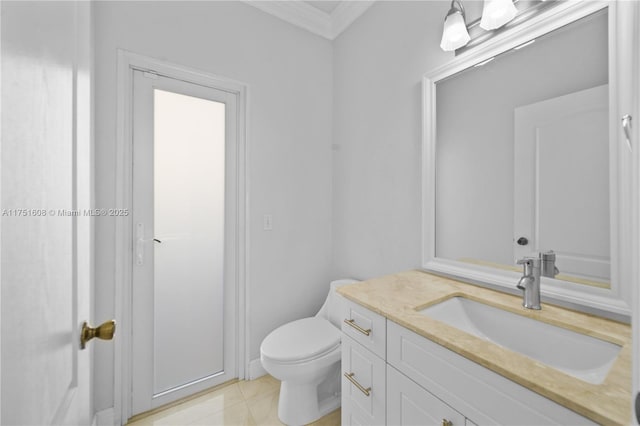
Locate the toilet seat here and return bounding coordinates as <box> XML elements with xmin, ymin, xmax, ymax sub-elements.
<box><xmin>261</xmin><ymin>317</ymin><xmax>341</xmax><ymax>364</ymax></box>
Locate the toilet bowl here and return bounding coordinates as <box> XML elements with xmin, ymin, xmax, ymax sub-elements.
<box><xmin>260</xmin><ymin>279</ymin><xmax>358</xmax><ymax>425</ymax></box>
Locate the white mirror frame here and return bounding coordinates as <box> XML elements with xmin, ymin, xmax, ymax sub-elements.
<box><xmin>422</xmin><ymin>0</ymin><xmax>634</xmax><ymax>319</ymax></box>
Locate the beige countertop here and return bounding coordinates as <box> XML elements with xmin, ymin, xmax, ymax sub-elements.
<box><xmin>337</xmin><ymin>270</ymin><xmax>631</xmax><ymax>425</ymax></box>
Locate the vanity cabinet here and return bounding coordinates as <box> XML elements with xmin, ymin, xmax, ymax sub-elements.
<box><xmin>387</xmin><ymin>365</ymin><xmax>467</xmax><ymax>426</ymax></box>
<box><xmin>341</xmin><ymin>335</ymin><xmax>386</xmax><ymax>425</ymax></box>
<box><xmin>341</xmin><ymin>299</ymin><xmax>386</xmax><ymax>425</ymax></box>
<box><xmin>387</xmin><ymin>321</ymin><xmax>596</xmax><ymax>426</ymax></box>
<box><xmin>341</xmin><ymin>301</ymin><xmax>596</xmax><ymax>426</ymax></box>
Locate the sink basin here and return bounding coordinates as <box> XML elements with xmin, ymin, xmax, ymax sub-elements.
<box><xmin>419</xmin><ymin>297</ymin><xmax>621</xmax><ymax>384</ymax></box>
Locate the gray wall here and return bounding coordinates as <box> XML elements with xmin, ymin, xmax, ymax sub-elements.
<box><xmin>331</xmin><ymin>1</ymin><xmax>451</xmax><ymax>279</ymax></box>
<box><xmin>94</xmin><ymin>1</ymin><xmax>333</xmax><ymax>412</ymax></box>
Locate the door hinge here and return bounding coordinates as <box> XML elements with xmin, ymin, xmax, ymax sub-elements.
<box><xmin>142</xmin><ymin>71</ymin><xmax>159</xmax><ymax>80</ymax></box>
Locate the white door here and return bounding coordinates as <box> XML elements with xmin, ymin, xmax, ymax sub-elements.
<box><xmin>131</xmin><ymin>70</ymin><xmax>238</xmax><ymax>415</ymax></box>
<box><xmin>1</xmin><ymin>1</ymin><xmax>94</xmax><ymax>424</ymax></box>
<box><xmin>514</xmin><ymin>85</ymin><xmax>610</xmax><ymax>283</ymax></box>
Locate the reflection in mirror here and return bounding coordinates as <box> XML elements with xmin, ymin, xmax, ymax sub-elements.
<box><xmin>435</xmin><ymin>10</ymin><xmax>609</xmax><ymax>288</ymax></box>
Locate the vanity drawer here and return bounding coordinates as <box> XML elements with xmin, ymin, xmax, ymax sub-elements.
<box><xmin>341</xmin><ymin>335</ymin><xmax>386</xmax><ymax>426</ymax></box>
<box><xmin>341</xmin><ymin>298</ymin><xmax>386</xmax><ymax>359</ymax></box>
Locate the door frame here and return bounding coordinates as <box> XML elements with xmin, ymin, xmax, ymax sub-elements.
<box><xmin>114</xmin><ymin>50</ymin><xmax>249</xmax><ymax>424</ymax></box>
<box><xmin>632</xmin><ymin>2</ymin><xmax>640</xmax><ymax>422</ymax></box>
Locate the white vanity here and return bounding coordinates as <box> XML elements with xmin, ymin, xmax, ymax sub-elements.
<box><xmin>338</xmin><ymin>271</ymin><xmax>630</xmax><ymax>425</ymax></box>
<box><xmin>337</xmin><ymin>0</ymin><xmax>637</xmax><ymax>423</ymax></box>
<box><xmin>336</xmin><ymin>1</ymin><xmax>637</xmax><ymax>424</ymax></box>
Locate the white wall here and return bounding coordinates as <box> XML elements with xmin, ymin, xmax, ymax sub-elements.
<box><xmin>94</xmin><ymin>1</ymin><xmax>333</xmax><ymax>412</ymax></box>
<box><xmin>332</xmin><ymin>1</ymin><xmax>452</xmax><ymax>279</ymax></box>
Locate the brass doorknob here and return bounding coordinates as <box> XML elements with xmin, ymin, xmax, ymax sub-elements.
<box><xmin>80</xmin><ymin>319</ymin><xmax>116</xmax><ymax>349</ymax></box>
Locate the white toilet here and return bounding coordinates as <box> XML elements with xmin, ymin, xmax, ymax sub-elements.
<box><xmin>260</xmin><ymin>278</ymin><xmax>358</xmax><ymax>425</ymax></box>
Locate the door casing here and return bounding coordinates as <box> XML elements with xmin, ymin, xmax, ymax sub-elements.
<box><xmin>114</xmin><ymin>50</ymin><xmax>249</xmax><ymax>424</ymax></box>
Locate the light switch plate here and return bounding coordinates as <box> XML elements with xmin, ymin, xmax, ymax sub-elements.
<box><xmin>263</xmin><ymin>214</ymin><xmax>273</xmax><ymax>231</ymax></box>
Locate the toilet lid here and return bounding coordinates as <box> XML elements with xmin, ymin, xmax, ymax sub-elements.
<box><xmin>261</xmin><ymin>317</ymin><xmax>341</xmax><ymax>363</ymax></box>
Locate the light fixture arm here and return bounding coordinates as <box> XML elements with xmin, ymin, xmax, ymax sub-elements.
<box><xmin>445</xmin><ymin>0</ymin><xmax>466</xmax><ymax>22</ymax></box>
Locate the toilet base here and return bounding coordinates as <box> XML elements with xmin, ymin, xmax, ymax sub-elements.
<box><xmin>277</xmin><ymin>365</ymin><xmax>341</xmax><ymax>425</ymax></box>
<box><xmin>278</xmin><ymin>384</ymin><xmax>340</xmax><ymax>426</ymax></box>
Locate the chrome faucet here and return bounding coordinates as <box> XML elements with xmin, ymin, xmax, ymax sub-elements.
<box><xmin>516</xmin><ymin>257</ymin><xmax>541</xmax><ymax>310</ymax></box>
<box><xmin>540</xmin><ymin>250</ymin><xmax>559</xmax><ymax>278</ymax></box>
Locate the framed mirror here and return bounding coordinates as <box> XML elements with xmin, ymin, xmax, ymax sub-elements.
<box><xmin>422</xmin><ymin>1</ymin><xmax>633</xmax><ymax>318</ymax></box>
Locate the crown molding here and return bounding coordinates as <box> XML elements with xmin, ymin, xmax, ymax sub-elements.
<box><xmin>246</xmin><ymin>1</ymin><xmax>333</xmax><ymax>39</ymax></box>
<box><xmin>244</xmin><ymin>1</ymin><xmax>375</xmax><ymax>40</ymax></box>
<box><xmin>331</xmin><ymin>1</ymin><xmax>374</xmax><ymax>38</ymax></box>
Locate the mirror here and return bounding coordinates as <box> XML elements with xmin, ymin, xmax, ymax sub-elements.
<box><xmin>422</xmin><ymin>1</ymin><xmax>632</xmax><ymax>317</ymax></box>
<box><xmin>435</xmin><ymin>9</ymin><xmax>609</xmax><ymax>288</ymax></box>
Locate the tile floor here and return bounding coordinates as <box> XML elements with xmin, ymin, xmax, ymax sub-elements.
<box><xmin>126</xmin><ymin>375</ymin><xmax>341</xmax><ymax>426</ymax></box>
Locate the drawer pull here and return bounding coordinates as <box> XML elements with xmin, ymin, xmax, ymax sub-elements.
<box><xmin>344</xmin><ymin>318</ymin><xmax>371</xmax><ymax>336</ymax></box>
<box><xmin>442</xmin><ymin>420</ymin><xmax>453</xmax><ymax>426</ymax></box>
<box><xmin>344</xmin><ymin>372</ymin><xmax>371</xmax><ymax>396</ymax></box>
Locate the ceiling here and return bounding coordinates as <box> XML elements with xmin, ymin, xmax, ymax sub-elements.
<box><xmin>243</xmin><ymin>1</ymin><xmax>375</xmax><ymax>40</ymax></box>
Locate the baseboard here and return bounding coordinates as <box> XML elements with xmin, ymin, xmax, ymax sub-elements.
<box><xmin>93</xmin><ymin>407</ymin><xmax>116</xmax><ymax>426</ymax></box>
<box><xmin>248</xmin><ymin>358</ymin><xmax>266</xmax><ymax>380</ymax></box>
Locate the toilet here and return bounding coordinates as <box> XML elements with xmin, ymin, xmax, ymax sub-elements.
<box><xmin>260</xmin><ymin>278</ymin><xmax>358</xmax><ymax>425</ymax></box>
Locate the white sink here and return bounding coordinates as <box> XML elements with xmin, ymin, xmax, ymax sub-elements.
<box><xmin>419</xmin><ymin>297</ymin><xmax>621</xmax><ymax>384</ymax></box>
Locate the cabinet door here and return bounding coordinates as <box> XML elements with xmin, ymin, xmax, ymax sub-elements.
<box><xmin>388</xmin><ymin>365</ymin><xmax>466</xmax><ymax>426</ymax></box>
<box><xmin>342</xmin><ymin>399</ymin><xmax>378</xmax><ymax>426</ymax></box>
<box><xmin>342</xmin><ymin>335</ymin><xmax>386</xmax><ymax>425</ymax></box>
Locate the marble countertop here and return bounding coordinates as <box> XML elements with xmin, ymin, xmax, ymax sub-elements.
<box><xmin>337</xmin><ymin>270</ymin><xmax>631</xmax><ymax>425</ymax></box>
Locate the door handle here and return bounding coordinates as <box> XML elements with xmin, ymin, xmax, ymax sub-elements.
<box><xmin>136</xmin><ymin>224</ymin><xmax>161</xmax><ymax>265</ymax></box>
<box><xmin>622</xmin><ymin>114</ymin><xmax>632</xmax><ymax>151</ymax></box>
<box><xmin>343</xmin><ymin>319</ymin><xmax>371</xmax><ymax>336</ymax></box>
<box><xmin>136</xmin><ymin>223</ymin><xmax>145</xmax><ymax>265</ymax></box>
<box><xmin>343</xmin><ymin>372</ymin><xmax>371</xmax><ymax>396</ymax></box>
<box><xmin>80</xmin><ymin>319</ymin><xmax>116</xmax><ymax>350</ymax></box>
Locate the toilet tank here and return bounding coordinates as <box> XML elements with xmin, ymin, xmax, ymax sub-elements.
<box><xmin>316</xmin><ymin>278</ymin><xmax>359</xmax><ymax>328</ymax></box>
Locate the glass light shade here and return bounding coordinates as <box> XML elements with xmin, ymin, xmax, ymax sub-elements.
<box><xmin>440</xmin><ymin>11</ymin><xmax>471</xmax><ymax>52</ymax></box>
<box><xmin>480</xmin><ymin>0</ymin><xmax>517</xmax><ymax>30</ymax></box>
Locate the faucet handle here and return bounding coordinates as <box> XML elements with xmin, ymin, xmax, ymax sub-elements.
<box><xmin>540</xmin><ymin>250</ymin><xmax>559</xmax><ymax>278</ymax></box>
<box><xmin>517</xmin><ymin>256</ymin><xmax>540</xmax><ymax>265</ymax></box>
<box><xmin>540</xmin><ymin>250</ymin><xmax>556</xmax><ymax>261</ymax></box>
<box><xmin>517</xmin><ymin>257</ymin><xmax>536</xmax><ymax>276</ymax></box>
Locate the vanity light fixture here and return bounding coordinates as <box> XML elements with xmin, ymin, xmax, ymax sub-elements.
<box><xmin>440</xmin><ymin>0</ymin><xmax>471</xmax><ymax>52</ymax></box>
<box><xmin>480</xmin><ymin>0</ymin><xmax>518</xmax><ymax>30</ymax></box>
